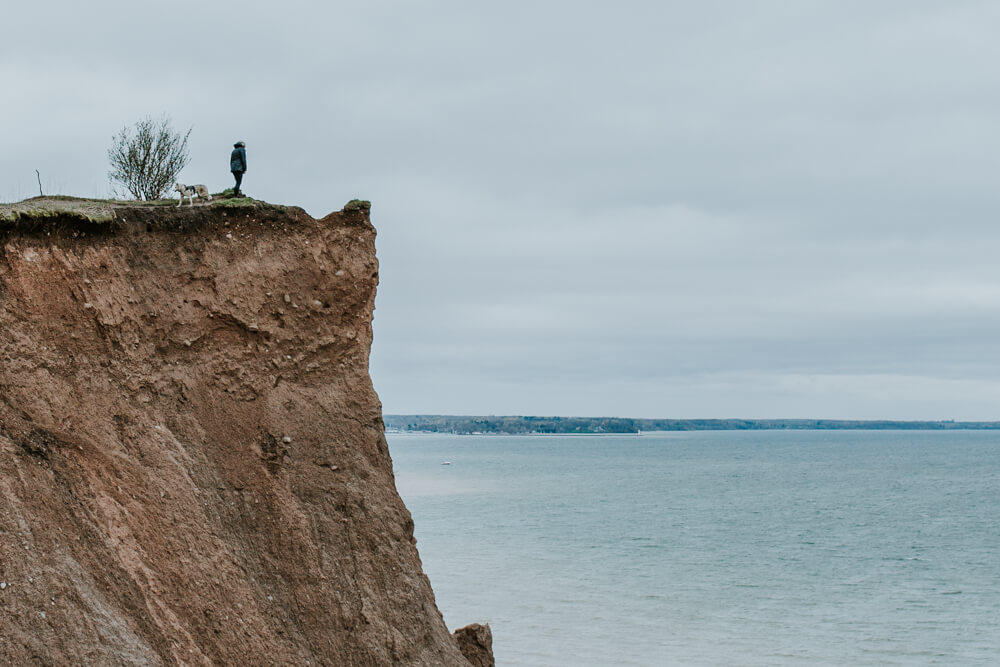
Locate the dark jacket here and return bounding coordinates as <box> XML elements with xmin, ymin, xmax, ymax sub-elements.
<box><xmin>230</xmin><ymin>143</ymin><xmax>247</xmax><ymax>173</ymax></box>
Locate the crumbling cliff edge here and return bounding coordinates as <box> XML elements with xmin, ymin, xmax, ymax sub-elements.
<box><xmin>0</xmin><ymin>197</ymin><xmax>490</xmax><ymax>665</ymax></box>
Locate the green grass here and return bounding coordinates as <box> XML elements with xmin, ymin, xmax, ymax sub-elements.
<box><xmin>0</xmin><ymin>209</ymin><xmax>116</xmax><ymax>224</ymax></box>
<box><xmin>0</xmin><ymin>197</ymin><xmax>116</xmax><ymax>224</ymax></box>
<box><xmin>210</xmin><ymin>197</ymin><xmax>260</xmax><ymax>209</ymax></box>
<box><xmin>1</xmin><ymin>193</ymin><xmax>365</xmax><ymax>229</ymax></box>
<box><xmin>344</xmin><ymin>199</ymin><xmax>371</xmax><ymax>211</ymax></box>
<box><xmin>22</xmin><ymin>194</ymin><xmax>115</xmax><ymax>203</ymax></box>
<box><xmin>141</xmin><ymin>198</ymin><xmax>186</xmax><ymax>207</ymax></box>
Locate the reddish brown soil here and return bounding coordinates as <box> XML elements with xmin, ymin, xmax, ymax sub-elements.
<box><xmin>0</xmin><ymin>202</ymin><xmax>478</xmax><ymax>665</ymax></box>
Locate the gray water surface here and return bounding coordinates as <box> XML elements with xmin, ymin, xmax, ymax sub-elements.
<box><xmin>389</xmin><ymin>430</ymin><xmax>1000</xmax><ymax>666</ymax></box>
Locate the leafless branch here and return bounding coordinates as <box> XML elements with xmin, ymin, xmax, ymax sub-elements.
<box><xmin>107</xmin><ymin>116</ymin><xmax>191</xmax><ymax>200</ymax></box>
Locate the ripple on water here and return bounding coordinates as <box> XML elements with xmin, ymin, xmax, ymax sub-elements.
<box><xmin>391</xmin><ymin>431</ymin><xmax>1000</xmax><ymax>666</ymax></box>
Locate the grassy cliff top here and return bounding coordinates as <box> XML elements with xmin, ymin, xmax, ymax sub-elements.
<box><xmin>0</xmin><ymin>195</ymin><xmax>371</xmax><ymax>234</ymax></box>
<box><xmin>0</xmin><ymin>196</ymin><xmax>118</xmax><ymax>224</ymax></box>
<box><xmin>0</xmin><ymin>193</ymin><xmax>282</xmax><ymax>225</ymax></box>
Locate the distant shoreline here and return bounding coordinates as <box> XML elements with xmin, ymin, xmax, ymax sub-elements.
<box><xmin>384</xmin><ymin>415</ymin><xmax>1000</xmax><ymax>435</ymax></box>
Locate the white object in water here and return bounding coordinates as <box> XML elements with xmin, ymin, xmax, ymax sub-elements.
<box><xmin>441</xmin><ymin>461</ymin><xmax>451</xmax><ymax>465</ymax></box>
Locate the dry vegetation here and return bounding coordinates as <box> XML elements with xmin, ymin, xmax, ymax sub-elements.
<box><xmin>0</xmin><ymin>194</ymin><xmax>288</xmax><ymax>229</ymax></box>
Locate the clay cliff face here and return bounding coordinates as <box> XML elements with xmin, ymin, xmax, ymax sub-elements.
<box><xmin>0</xmin><ymin>199</ymin><xmax>474</xmax><ymax>665</ymax></box>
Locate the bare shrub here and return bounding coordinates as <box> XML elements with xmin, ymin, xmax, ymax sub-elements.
<box><xmin>108</xmin><ymin>116</ymin><xmax>191</xmax><ymax>200</ymax></box>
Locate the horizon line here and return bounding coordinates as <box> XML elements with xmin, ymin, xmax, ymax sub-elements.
<box><xmin>384</xmin><ymin>414</ymin><xmax>997</xmax><ymax>423</ymax></box>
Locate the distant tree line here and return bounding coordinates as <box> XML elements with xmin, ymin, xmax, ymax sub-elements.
<box><xmin>383</xmin><ymin>415</ymin><xmax>1000</xmax><ymax>435</ymax></box>
<box><xmin>385</xmin><ymin>416</ymin><xmax>641</xmax><ymax>434</ymax></box>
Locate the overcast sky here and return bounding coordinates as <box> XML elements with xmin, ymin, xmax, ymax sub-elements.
<box><xmin>4</xmin><ymin>1</ymin><xmax>1000</xmax><ymax>419</ymax></box>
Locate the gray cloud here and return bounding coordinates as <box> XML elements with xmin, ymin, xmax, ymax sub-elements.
<box><xmin>5</xmin><ymin>1</ymin><xmax>1000</xmax><ymax>418</ymax></box>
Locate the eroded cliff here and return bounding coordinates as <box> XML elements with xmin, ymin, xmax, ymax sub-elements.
<box><xmin>0</xmin><ymin>197</ymin><xmax>478</xmax><ymax>665</ymax></box>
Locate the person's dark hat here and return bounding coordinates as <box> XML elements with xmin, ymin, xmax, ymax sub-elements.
<box><xmin>234</xmin><ymin>141</ymin><xmax>246</xmax><ymax>148</ymax></box>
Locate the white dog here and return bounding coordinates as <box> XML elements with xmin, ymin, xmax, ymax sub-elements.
<box><xmin>174</xmin><ymin>182</ymin><xmax>213</xmax><ymax>207</ymax></box>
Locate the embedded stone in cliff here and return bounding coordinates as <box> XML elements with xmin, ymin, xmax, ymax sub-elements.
<box><xmin>453</xmin><ymin>623</ymin><xmax>495</xmax><ymax>667</ymax></box>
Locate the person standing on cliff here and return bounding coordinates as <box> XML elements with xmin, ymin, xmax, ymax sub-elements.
<box><xmin>230</xmin><ymin>141</ymin><xmax>247</xmax><ymax>197</ymax></box>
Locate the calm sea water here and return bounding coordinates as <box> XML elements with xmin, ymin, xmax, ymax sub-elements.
<box><xmin>388</xmin><ymin>430</ymin><xmax>1000</xmax><ymax>666</ymax></box>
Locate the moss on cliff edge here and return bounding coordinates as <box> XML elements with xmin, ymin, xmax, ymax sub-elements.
<box><xmin>344</xmin><ymin>199</ymin><xmax>372</xmax><ymax>211</ymax></box>
<box><xmin>0</xmin><ymin>197</ymin><xmax>117</xmax><ymax>224</ymax></box>
<box><xmin>0</xmin><ymin>195</ymin><xmax>370</xmax><ymax>236</ymax></box>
